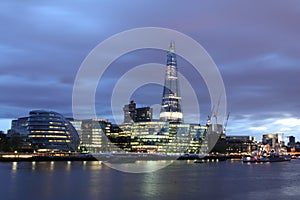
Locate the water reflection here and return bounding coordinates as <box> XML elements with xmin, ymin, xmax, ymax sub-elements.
<box><xmin>1</xmin><ymin>160</ymin><xmax>299</xmax><ymax>200</ymax></box>
<box><xmin>31</xmin><ymin>161</ymin><xmax>36</xmax><ymax>171</ymax></box>
<box><xmin>141</xmin><ymin>172</ymin><xmax>161</xmax><ymax>197</ymax></box>
<box><xmin>104</xmin><ymin>160</ymin><xmax>174</xmax><ymax>173</ymax></box>
<box><xmin>12</xmin><ymin>162</ymin><xmax>17</xmax><ymax>172</ymax></box>
<box><xmin>50</xmin><ymin>161</ymin><xmax>55</xmax><ymax>171</ymax></box>
<box><xmin>66</xmin><ymin>161</ymin><xmax>71</xmax><ymax>171</ymax></box>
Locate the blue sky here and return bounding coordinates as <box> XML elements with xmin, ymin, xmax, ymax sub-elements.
<box><xmin>1</xmin><ymin>0</ymin><xmax>300</xmax><ymax>141</ymax></box>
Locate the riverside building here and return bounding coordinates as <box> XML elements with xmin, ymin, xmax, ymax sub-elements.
<box><xmin>28</xmin><ymin>110</ymin><xmax>80</xmax><ymax>152</ymax></box>
<box><xmin>106</xmin><ymin>42</ymin><xmax>209</xmax><ymax>154</ymax></box>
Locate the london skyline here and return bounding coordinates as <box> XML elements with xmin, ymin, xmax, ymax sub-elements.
<box><xmin>1</xmin><ymin>1</ymin><xmax>300</xmax><ymax>140</ymax></box>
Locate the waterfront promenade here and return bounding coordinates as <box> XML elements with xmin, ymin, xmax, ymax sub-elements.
<box><xmin>2</xmin><ymin>152</ymin><xmax>300</xmax><ymax>162</ymax></box>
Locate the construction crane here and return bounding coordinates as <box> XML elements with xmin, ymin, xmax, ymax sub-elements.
<box><xmin>212</xmin><ymin>95</ymin><xmax>221</xmax><ymax>125</ymax></box>
<box><xmin>223</xmin><ymin>112</ymin><xmax>230</xmax><ymax>135</ymax></box>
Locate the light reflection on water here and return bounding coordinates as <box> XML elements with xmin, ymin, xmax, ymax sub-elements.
<box><xmin>1</xmin><ymin>160</ymin><xmax>300</xmax><ymax>200</ymax></box>
<box><xmin>12</xmin><ymin>161</ymin><xmax>17</xmax><ymax>171</ymax></box>
<box><xmin>104</xmin><ymin>160</ymin><xmax>174</xmax><ymax>173</ymax></box>
<box><xmin>50</xmin><ymin>161</ymin><xmax>54</xmax><ymax>171</ymax></box>
<box><xmin>31</xmin><ymin>161</ymin><xmax>36</xmax><ymax>171</ymax></box>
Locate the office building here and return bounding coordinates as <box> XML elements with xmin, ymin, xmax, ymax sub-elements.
<box><xmin>78</xmin><ymin>119</ymin><xmax>112</xmax><ymax>153</ymax></box>
<box><xmin>123</xmin><ymin>100</ymin><xmax>153</xmax><ymax>123</ymax></box>
<box><xmin>226</xmin><ymin>135</ymin><xmax>257</xmax><ymax>154</ymax></box>
<box><xmin>160</xmin><ymin>41</ymin><xmax>183</xmax><ymax>122</ymax></box>
<box><xmin>135</xmin><ymin>107</ymin><xmax>153</xmax><ymax>122</ymax></box>
<box><xmin>288</xmin><ymin>136</ymin><xmax>296</xmax><ymax>148</ymax></box>
<box><xmin>262</xmin><ymin>133</ymin><xmax>283</xmax><ymax>148</ymax></box>
<box><xmin>28</xmin><ymin>110</ymin><xmax>80</xmax><ymax>152</ymax></box>
<box><xmin>115</xmin><ymin>121</ymin><xmax>207</xmax><ymax>153</ymax></box>
<box><xmin>10</xmin><ymin>117</ymin><xmax>29</xmax><ymax>136</ymax></box>
<box><xmin>123</xmin><ymin>100</ymin><xmax>136</xmax><ymax>123</ymax></box>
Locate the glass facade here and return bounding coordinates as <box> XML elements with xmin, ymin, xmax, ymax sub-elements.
<box><xmin>113</xmin><ymin>121</ymin><xmax>208</xmax><ymax>154</ymax></box>
<box><xmin>80</xmin><ymin>119</ymin><xmax>111</xmax><ymax>153</ymax></box>
<box><xmin>11</xmin><ymin>117</ymin><xmax>29</xmax><ymax>136</ymax></box>
<box><xmin>160</xmin><ymin>41</ymin><xmax>183</xmax><ymax>122</ymax></box>
<box><xmin>28</xmin><ymin>110</ymin><xmax>80</xmax><ymax>152</ymax></box>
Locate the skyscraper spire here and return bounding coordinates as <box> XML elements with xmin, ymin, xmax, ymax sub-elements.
<box><xmin>169</xmin><ymin>40</ymin><xmax>175</xmax><ymax>53</ymax></box>
<box><xmin>160</xmin><ymin>41</ymin><xmax>183</xmax><ymax>122</ymax></box>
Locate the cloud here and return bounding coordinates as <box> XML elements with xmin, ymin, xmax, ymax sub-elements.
<box><xmin>249</xmin><ymin>127</ymin><xmax>267</xmax><ymax>131</ymax></box>
<box><xmin>0</xmin><ymin>0</ymin><xmax>300</xmax><ymax>141</ymax></box>
<box><xmin>273</xmin><ymin>118</ymin><xmax>300</xmax><ymax>127</ymax></box>
<box><xmin>280</xmin><ymin>127</ymin><xmax>292</xmax><ymax>132</ymax></box>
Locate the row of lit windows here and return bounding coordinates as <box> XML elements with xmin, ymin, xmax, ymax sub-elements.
<box><xmin>30</xmin><ymin>130</ymin><xmax>66</xmax><ymax>134</ymax></box>
<box><xmin>29</xmin><ymin>135</ymin><xmax>68</xmax><ymax>138</ymax></box>
<box><xmin>28</xmin><ymin>117</ymin><xmax>62</xmax><ymax>122</ymax></box>
<box><xmin>49</xmin><ymin>126</ymin><xmax>65</xmax><ymax>129</ymax></box>
<box><xmin>50</xmin><ymin>122</ymin><xmax>63</xmax><ymax>125</ymax></box>
<box><xmin>49</xmin><ymin>140</ymin><xmax>70</xmax><ymax>143</ymax></box>
<box><xmin>29</xmin><ymin>126</ymin><xmax>66</xmax><ymax>130</ymax></box>
<box><xmin>29</xmin><ymin>121</ymin><xmax>63</xmax><ymax>125</ymax></box>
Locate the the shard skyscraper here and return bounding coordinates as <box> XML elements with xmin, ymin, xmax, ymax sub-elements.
<box><xmin>160</xmin><ymin>41</ymin><xmax>183</xmax><ymax>123</ymax></box>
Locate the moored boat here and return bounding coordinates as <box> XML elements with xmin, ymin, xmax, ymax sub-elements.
<box><xmin>242</xmin><ymin>154</ymin><xmax>291</xmax><ymax>163</ymax></box>
<box><xmin>242</xmin><ymin>148</ymin><xmax>291</xmax><ymax>163</ymax></box>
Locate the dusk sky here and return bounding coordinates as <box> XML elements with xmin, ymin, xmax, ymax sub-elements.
<box><xmin>1</xmin><ymin>1</ymin><xmax>300</xmax><ymax>141</ymax></box>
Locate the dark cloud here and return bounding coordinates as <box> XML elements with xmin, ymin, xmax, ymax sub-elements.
<box><xmin>1</xmin><ymin>0</ymin><xmax>300</xmax><ymax>139</ymax></box>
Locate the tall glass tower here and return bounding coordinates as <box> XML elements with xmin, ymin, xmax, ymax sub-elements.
<box><xmin>160</xmin><ymin>41</ymin><xmax>183</xmax><ymax>122</ymax></box>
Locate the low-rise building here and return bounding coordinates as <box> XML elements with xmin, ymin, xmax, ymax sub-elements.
<box><xmin>226</xmin><ymin>135</ymin><xmax>257</xmax><ymax>154</ymax></box>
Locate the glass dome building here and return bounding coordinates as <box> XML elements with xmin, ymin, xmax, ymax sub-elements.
<box><xmin>28</xmin><ymin>110</ymin><xmax>80</xmax><ymax>152</ymax></box>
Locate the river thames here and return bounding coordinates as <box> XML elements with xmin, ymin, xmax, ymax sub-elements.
<box><xmin>1</xmin><ymin>159</ymin><xmax>300</xmax><ymax>200</ymax></box>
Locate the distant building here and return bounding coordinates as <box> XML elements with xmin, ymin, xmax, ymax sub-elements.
<box><xmin>123</xmin><ymin>100</ymin><xmax>136</xmax><ymax>123</ymax></box>
<box><xmin>135</xmin><ymin>107</ymin><xmax>153</xmax><ymax>122</ymax></box>
<box><xmin>7</xmin><ymin>117</ymin><xmax>32</xmax><ymax>152</ymax></box>
<box><xmin>226</xmin><ymin>135</ymin><xmax>257</xmax><ymax>154</ymax></box>
<box><xmin>28</xmin><ymin>110</ymin><xmax>80</xmax><ymax>152</ymax></box>
<box><xmin>262</xmin><ymin>133</ymin><xmax>283</xmax><ymax>148</ymax></box>
<box><xmin>111</xmin><ymin>123</ymin><xmax>132</xmax><ymax>152</ymax></box>
<box><xmin>69</xmin><ymin>120</ymin><xmax>82</xmax><ymax>142</ymax></box>
<box><xmin>10</xmin><ymin>117</ymin><xmax>29</xmax><ymax>136</ymax></box>
<box><xmin>0</xmin><ymin>132</ymin><xmax>8</xmax><ymax>151</ymax></box>
<box><xmin>71</xmin><ymin>119</ymin><xmax>113</xmax><ymax>153</ymax></box>
<box><xmin>123</xmin><ymin>101</ymin><xmax>153</xmax><ymax>123</ymax></box>
<box><xmin>294</xmin><ymin>142</ymin><xmax>300</xmax><ymax>152</ymax></box>
<box><xmin>288</xmin><ymin>136</ymin><xmax>296</xmax><ymax>148</ymax></box>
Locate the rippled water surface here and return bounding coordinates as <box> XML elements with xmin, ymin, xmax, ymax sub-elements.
<box><xmin>1</xmin><ymin>159</ymin><xmax>300</xmax><ymax>200</ymax></box>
